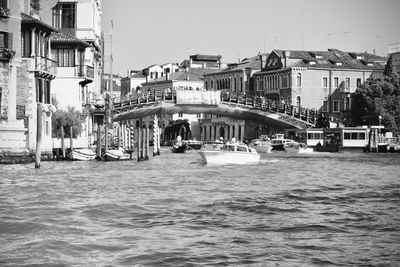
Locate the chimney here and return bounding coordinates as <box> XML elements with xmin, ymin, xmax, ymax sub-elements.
<box><xmin>259</xmin><ymin>54</ymin><xmax>264</xmax><ymax>69</ymax></box>
<box><xmin>283</xmin><ymin>51</ymin><xmax>291</xmax><ymax>68</ymax></box>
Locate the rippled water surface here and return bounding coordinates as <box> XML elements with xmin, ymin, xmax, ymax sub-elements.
<box><xmin>1</xmin><ymin>150</ymin><xmax>400</xmax><ymax>266</ymax></box>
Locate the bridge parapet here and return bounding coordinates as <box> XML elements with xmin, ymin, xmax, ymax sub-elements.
<box><xmin>112</xmin><ymin>90</ymin><xmax>335</xmax><ymax>128</ymax></box>
<box><xmin>176</xmin><ymin>89</ymin><xmax>220</xmax><ymax>105</ymax></box>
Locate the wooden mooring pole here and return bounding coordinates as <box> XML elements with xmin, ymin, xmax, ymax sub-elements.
<box><xmin>35</xmin><ymin>103</ymin><xmax>42</xmax><ymax>168</ymax></box>
<box><xmin>61</xmin><ymin>125</ymin><xmax>65</xmax><ymax>159</ymax></box>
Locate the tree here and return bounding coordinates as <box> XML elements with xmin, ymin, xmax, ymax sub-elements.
<box><xmin>349</xmin><ymin>58</ymin><xmax>400</xmax><ymax>134</ymax></box>
<box><xmin>52</xmin><ymin>106</ymin><xmax>86</xmax><ymax>138</ymax></box>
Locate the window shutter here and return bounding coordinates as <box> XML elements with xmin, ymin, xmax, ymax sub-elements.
<box><xmin>7</xmin><ymin>32</ymin><xmax>13</xmax><ymax>49</ymax></box>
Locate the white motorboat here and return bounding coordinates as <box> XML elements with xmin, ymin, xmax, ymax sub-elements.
<box><xmin>69</xmin><ymin>148</ymin><xmax>96</xmax><ymax>161</ymax></box>
<box><xmin>198</xmin><ymin>141</ymin><xmax>260</xmax><ymax>164</ymax></box>
<box><xmin>103</xmin><ymin>148</ymin><xmax>131</xmax><ymax>161</ymax></box>
<box><xmin>284</xmin><ymin>142</ymin><xmax>314</xmax><ymax>154</ymax></box>
<box><xmin>270</xmin><ymin>134</ymin><xmax>294</xmax><ymax>151</ymax></box>
<box><xmin>250</xmin><ymin>137</ymin><xmax>273</xmax><ymax>153</ymax></box>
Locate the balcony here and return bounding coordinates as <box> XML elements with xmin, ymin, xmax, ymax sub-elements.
<box><xmin>34</xmin><ymin>56</ymin><xmax>57</xmax><ymax>79</ymax></box>
<box><xmin>76</xmin><ymin>65</ymin><xmax>94</xmax><ymax>79</ymax></box>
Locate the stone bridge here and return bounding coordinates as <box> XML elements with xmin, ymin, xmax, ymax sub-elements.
<box><xmin>112</xmin><ymin>89</ymin><xmax>327</xmax><ymax>129</ymax></box>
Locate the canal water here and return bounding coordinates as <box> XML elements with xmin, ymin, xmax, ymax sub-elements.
<box><xmin>1</xmin><ymin>150</ymin><xmax>399</xmax><ymax>266</ymax></box>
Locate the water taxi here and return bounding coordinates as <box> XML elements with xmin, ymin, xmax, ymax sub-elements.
<box><xmin>270</xmin><ymin>134</ymin><xmax>294</xmax><ymax>151</ymax></box>
<box><xmin>250</xmin><ymin>136</ymin><xmax>273</xmax><ymax>153</ymax></box>
<box><xmin>198</xmin><ymin>140</ymin><xmax>260</xmax><ymax>164</ymax></box>
<box><xmin>284</xmin><ymin>142</ymin><xmax>314</xmax><ymax>154</ymax></box>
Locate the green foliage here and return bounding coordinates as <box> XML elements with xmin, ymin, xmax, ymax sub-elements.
<box><xmin>52</xmin><ymin>106</ymin><xmax>86</xmax><ymax>138</ymax></box>
<box><xmin>349</xmin><ymin>60</ymin><xmax>400</xmax><ymax>134</ymax></box>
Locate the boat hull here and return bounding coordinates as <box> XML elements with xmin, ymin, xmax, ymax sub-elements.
<box><xmin>172</xmin><ymin>144</ymin><xmax>187</xmax><ymax>153</ymax></box>
<box><xmin>69</xmin><ymin>149</ymin><xmax>96</xmax><ymax>161</ymax></box>
<box><xmin>198</xmin><ymin>150</ymin><xmax>260</xmax><ymax>164</ymax></box>
<box><xmin>102</xmin><ymin>149</ymin><xmax>131</xmax><ymax>161</ymax></box>
<box><xmin>251</xmin><ymin>142</ymin><xmax>272</xmax><ymax>153</ymax></box>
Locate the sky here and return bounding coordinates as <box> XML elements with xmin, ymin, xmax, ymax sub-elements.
<box><xmin>101</xmin><ymin>0</ymin><xmax>400</xmax><ymax>76</ymax></box>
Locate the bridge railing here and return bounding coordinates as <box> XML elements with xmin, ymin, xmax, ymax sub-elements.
<box><xmin>112</xmin><ymin>90</ymin><xmax>327</xmax><ymax>126</ymax></box>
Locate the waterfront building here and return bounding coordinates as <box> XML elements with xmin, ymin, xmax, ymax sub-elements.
<box><xmin>102</xmin><ymin>73</ymin><xmax>122</xmax><ymax>100</ymax></box>
<box><xmin>121</xmin><ymin>63</ymin><xmax>179</xmax><ymax>99</ymax></box>
<box><xmin>253</xmin><ymin>49</ymin><xmax>386</xmax><ymax>118</ymax></box>
<box><xmin>1</xmin><ymin>0</ymin><xmax>57</xmax><ymax>158</ymax></box>
<box><xmin>40</xmin><ymin>0</ymin><xmax>103</xmax><ymax>148</ymax></box>
<box><xmin>141</xmin><ymin>67</ymin><xmax>218</xmax><ymax>141</ymax></box>
<box><xmin>388</xmin><ymin>42</ymin><xmax>400</xmax><ymax>77</ymax></box>
<box><xmin>180</xmin><ymin>54</ymin><xmax>224</xmax><ymax>69</ymax></box>
<box><xmin>200</xmin><ymin>55</ymin><xmax>265</xmax><ymax>142</ymax></box>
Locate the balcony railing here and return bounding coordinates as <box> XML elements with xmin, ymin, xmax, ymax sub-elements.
<box><xmin>76</xmin><ymin>65</ymin><xmax>94</xmax><ymax>79</ymax></box>
<box><xmin>35</xmin><ymin>56</ymin><xmax>57</xmax><ymax>77</ymax></box>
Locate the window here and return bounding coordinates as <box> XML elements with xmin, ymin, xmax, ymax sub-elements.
<box><xmin>322</xmin><ymin>77</ymin><xmax>328</xmax><ymax>88</ymax></box>
<box><xmin>178</xmin><ymin>113</ymin><xmax>183</xmax><ymax>117</ymax></box>
<box><xmin>344</xmin><ymin>96</ymin><xmax>350</xmax><ymax>110</ymax></box>
<box><xmin>52</xmin><ymin>3</ymin><xmax>76</xmax><ymax>29</ymax></box>
<box><xmin>296</xmin><ymin>96</ymin><xmax>301</xmax><ymax>107</ymax></box>
<box><xmin>296</xmin><ymin>73</ymin><xmax>302</xmax><ymax>87</ymax></box>
<box><xmin>211</xmin><ymin>80</ymin><xmax>213</xmax><ymax>89</ymax></box>
<box><xmin>21</xmin><ymin>31</ymin><xmax>31</xmax><ymax>57</ymax></box>
<box><xmin>323</xmin><ymin>100</ymin><xmax>328</xmax><ymax>112</ymax></box>
<box><xmin>334</xmin><ymin>77</ymin><xmax>339</xmax><ymax>88</ymax></box>
<box><xmin>356</xmin><ymin>78</ymin><xmax>362</xmax><ymax>88</ymax></box>
<box><xmin>197</xmin><ymin>113</ymin><xmax>201</xmax><ymax>118</ymax></box>
<box><xmin>52</xmin><ymin>48</ymin><xmax>75</xmax><ymax>67</ymax></box>
<box><xmin>0</xmin><ymin>87</ymin><xmax>2</xmax><ymax>118</ymax></box>
<box><xmin>333</xmin><ymin>100</ymin><xmax>340</xmax><ymax>112</ymax></box>
<box><xmin>0</xmin><ymin>31</ymin><xmax>12</xmax><ymax>58</ymax></box>
<box><xmin>239</xmin><ymin>77</ymin><xmax>243</xmax><ymax>92</ymax></box>
<box><xmin>345</xmin><ymin>78</ymin><xmax>350</xmax><ymax>89</ymax></box>
<box><xmin>0</xmin><ymin>0</ymin><xmax>8</xmax><ymax>8</ymax></box>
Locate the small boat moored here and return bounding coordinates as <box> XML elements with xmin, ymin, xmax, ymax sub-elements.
<box><xmin>284</xmin><ymin>142</ymin><xmax>314</xmax><ymax>153</ymax></box>
<box><xmin>171</xmin><ymin>135</ymin><xmax>187</xmax><ymax>153</ymax></box>
<box><xmin>102</xmin><ymin>147</ymin><xmax>131</xmax><ymax>161</ymax></box>
<box><xmin>69</xmin><ymin>148</ymin><xmax>96</xmax><ymax>161</ymax></box>
<box><xmin>183</xmin><ymin>139</ymin><xmax>203</xmax><ymax>150</ymax></box>
<box><xmin>198</xmin><ymin>139</ymin><xmax>260</xmax><ymax>164</ymax></box>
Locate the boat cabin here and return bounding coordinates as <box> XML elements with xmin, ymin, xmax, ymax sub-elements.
<box><xmin>224</xmin><ymin>142</ymin><xmax>255</xmax><ymax>153</ymax></box>
<box><xmin>285</xmin><ymin>128</ymin><xmax>324</xmax><ymax>147</ymax></box>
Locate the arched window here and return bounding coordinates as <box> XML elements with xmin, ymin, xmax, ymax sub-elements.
<box><xmin>211</xmin><ymin>80</ymin><xmax>214</xmax><ymax>89</ymax></box>
<box><xmin>233</xmin><ymin>77</ymin><xmax>237</xmax><ymax>92</ymax></box>
<box><xmin>296</xmin><ymin>96</ymin><xmax>301</xmax><ymax>107</ymax></box>
<box><xmin>240</xmin><ymin>77</ymin><xmax>243</xmax><ymax>92</ymax></box>
<box><xmin>296</xmin><ymin>73</ymin><xmax>302</xmax><ymax>87</ymax></box>
<box><xmin>344</xmin><ymin>96</ymin><xmax>350</xmax><ymax>110</ymax></box>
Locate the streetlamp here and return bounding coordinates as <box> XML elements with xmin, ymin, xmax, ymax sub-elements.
<box><xmin>378</xmin><ymin>115</ymin><xmax>382</xmax><ymax>135</ymax></box>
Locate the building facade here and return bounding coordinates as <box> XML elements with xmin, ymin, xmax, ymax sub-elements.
<box><xmin>253</xmin><ymin>49</ymin><xmax>386</xmax><ymax>117</ymax></box>
<box><xmin>40</xmin><ymin>0</ymin><xmax>103</xmax><ymax>148</ymax></box>
<box><xmin>388</xmin><ymin>42</ymin><xmax>400</xmax><ymax>77</ymax></box>
<box><xmin>200</xmin><ymin>55</ymin><xmax>264</xmax><ymax>141</ymax></box>
<box><xmin>1</xmin><ymin>0</ymin><xmax>57</xmax><ymax>158</ymax></box>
